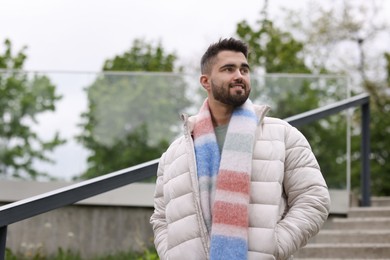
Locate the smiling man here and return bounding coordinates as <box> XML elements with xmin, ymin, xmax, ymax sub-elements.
<box><xmin>150</xmin><ymin>38</ymin><xmax>330</xmax><ymax>260</ymax></box>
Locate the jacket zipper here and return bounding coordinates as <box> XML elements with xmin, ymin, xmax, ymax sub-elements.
<box><xmin>182</xmin><ymin>114</ymin><xmax>210</xmax><ymax>258</ymax></box>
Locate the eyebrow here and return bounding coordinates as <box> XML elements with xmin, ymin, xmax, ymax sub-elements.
<box><xmin>220</xmin><ymin>63</ymin><xmax>251</xmax><ymax>70</ymax></box>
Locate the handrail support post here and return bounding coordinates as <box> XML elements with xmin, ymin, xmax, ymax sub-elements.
<box><xmin>361</xmin><ymin>101</ymin><xmax>371</xmax><ymax>206</ymax></box>
<box><xmin>0</xmin><ymin>226</ymin><xmax>7</xmax><ymax>260</ymax></box>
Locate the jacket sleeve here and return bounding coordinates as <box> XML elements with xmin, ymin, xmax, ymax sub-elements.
<box><xmin>276</xmin><ymin>125</ymin><xmax>331</xmax><ymax>259</ymax></box>
<box><xmin>150</xmin><ymin>153</ymin><xmax>168</xmax><ymax>260</ymax></box>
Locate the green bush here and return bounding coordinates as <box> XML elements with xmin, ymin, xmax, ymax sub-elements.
<box><xmin>5</xmin><ymin>247</ymin><xmax>159</xmax><ymax>260</ymax></box>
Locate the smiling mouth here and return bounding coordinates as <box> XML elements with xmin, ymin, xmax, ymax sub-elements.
<box><xmin>230</xmin><ymin>84</ymin><xmax>245</xmax><ymax>90</ymax></box>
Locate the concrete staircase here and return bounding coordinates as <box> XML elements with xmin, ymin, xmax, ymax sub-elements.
<box><xmin>294</xmin><ymin>197</ymin><xmax>390</xmax><ymax>259</ymax></box>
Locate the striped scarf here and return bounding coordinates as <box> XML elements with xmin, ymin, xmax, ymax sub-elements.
<box><xmin>193</xmin><ymin>98</ymin><xmax>258</xmax><ymax>260</ymax></box>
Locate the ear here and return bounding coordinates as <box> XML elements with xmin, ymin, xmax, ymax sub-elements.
<box><xmin>200</xmin><ymin>74</ymin><xmax>211</xmax><ymax>91</ymax></box>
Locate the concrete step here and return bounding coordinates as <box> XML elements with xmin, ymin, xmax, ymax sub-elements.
<box><xmin>296</xmin><ymin>259</ymin><xmax>390</xmax><ymax>260</ymax></box>
<box><xmin>295</xmin><ymin>200</ymin><xmax>390</xmax><ymax>259</ymax></box>
<box><xmin>294</xmin><ymin>243</ymin><xmax>390</xmax><ymax>259</ymax></box>
<box><xmin>372</xmin><ymin>197</ymin><xmax>390</xmax><ymax>207</ymax></box>
<box><xmin>348</xmin><ymin>206</ymin><xmax>390</xmax><ymax>218</ymax></box>
<box><xmin>326</xmin><ymin>217</ymin><xmax>390</xmax><ymax>230</ymax></box>
<box><xmin>309</xmin><ymin>230</ymin><xmax>390</xmax><ymax>244</ymax></box>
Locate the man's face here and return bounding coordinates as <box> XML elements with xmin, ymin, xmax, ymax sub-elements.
<box><xmin>205</xmin><ymin>50</ymin><xmax>251</xmax><ymax>107</ymax></box>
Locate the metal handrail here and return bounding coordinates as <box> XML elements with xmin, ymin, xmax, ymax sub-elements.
<box><xmin>0</xmin><ymin>159</ymin><xmax>159</xmax><ymax>228</ymax></box>
<box><xmin>0</xmin><ymin>93</ymin><xmax>370</xmax><ymax>259</ymax></box>
<box><xmin>0</xmin><ymin>159</ymin><xmax>159</xmax><ymax>259</ymax></box>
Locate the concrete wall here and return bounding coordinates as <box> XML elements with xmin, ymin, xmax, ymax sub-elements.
<box><xmin>1</xmin><ymin>180</ymin><xmax>156</xmax><ymax>258</ymax></box>
<box><xmin>6</xmin><ymin>205</ymin><xmax>154</xmax><ymax>258</ymax></box>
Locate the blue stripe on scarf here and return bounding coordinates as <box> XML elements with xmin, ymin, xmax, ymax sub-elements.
<box><xmin>233</xmin><ymin>107</ymin><xmax>258</xmax><ymax>122</ymax></box>
<box><xmin>210</xmin><ymin>235</ymin><xmax>248</xmax><ymax>260</ymax></box>
<box><xmin>194</xmin><ymin>142</ymin><xmax>220</xmax><ymax>177</ymax></box>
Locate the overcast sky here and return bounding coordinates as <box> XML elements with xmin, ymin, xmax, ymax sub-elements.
<box><xmin>2</xmin><ymin>0</ymin><xmax>390</xmax><ymax>73</ymax></box>
<box><xmin>0</xmin><ymin>0</ymin><xmax>314</xmax><ymax>72</ymax></box>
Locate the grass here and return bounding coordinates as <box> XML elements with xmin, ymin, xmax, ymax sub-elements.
<box><xmin>5</xmin><ymin>247</ymin><xmax>159</xmax><ymax>260</ymax></box>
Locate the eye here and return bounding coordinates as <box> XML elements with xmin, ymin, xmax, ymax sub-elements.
<box><xmin>240</xmin><ymin>67</ymin><xmax>249</xmax><ymax>74</ymax></box>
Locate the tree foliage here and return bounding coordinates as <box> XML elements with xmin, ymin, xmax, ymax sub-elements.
<box><xmin>77</xmin><ymin>39</ymin><xmax>190</xmax><ymax>179</ymax></box>
<box><xmin>78</xmin><ymin>123</ymin><xmax>168</xmax><ymax>180</ymax></box>
<box><xmin>103</xmin><ymin>39</ymin><xmax>178</xmax><ymax>72</ymax></box>
<box><xmin>236</xmin><ymin>13</ymin><xmax>310</xmax><ymax>73</ymax></box>
<box><xmin>362</xmin><ymin>53</ymin><xmax>390</xmax><ymax>195</ymax></box>
<box><xmin>284</xmin><ymin>0</ymin><xmax>389</xmax><ymax>81</ymax></box>
<box><xmin>0</xmin><ymin>39</ymin><xmax>64</xmax><ymax>179</ymax></box>
<box><xmin>283</xmin><ymin>0</ymin><xmax>390</xmax><ymax>195</ymax></box>
<box><xmin>246</xmin><ymin>0</ymin><xmax>390</xmax><ymax>195</ymax></box>
<box><xmin>235</xmin><ymin>5</ymin><xmax>348</xmax><ymax>189</ymax></box>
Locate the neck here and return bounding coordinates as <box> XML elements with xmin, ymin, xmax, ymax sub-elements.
<box><xmin>208</xmin><ymin>100</ymin><xmax>233</xmax><ymax>127</ymax></box>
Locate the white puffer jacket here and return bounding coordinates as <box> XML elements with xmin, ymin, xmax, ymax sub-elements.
<box><xmin>150</xmin><ymin>104</ymin><xmax>330</xmax><ymax>260</ymax></box>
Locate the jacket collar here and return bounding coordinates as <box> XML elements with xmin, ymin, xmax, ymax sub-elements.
<box><xmin>182</xmin><ymin>104</ymin><xmax>270</xmax><ymax>133</ymax></box>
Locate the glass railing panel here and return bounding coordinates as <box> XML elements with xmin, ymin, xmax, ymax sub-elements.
<box><xmin>0</xmin><ymin>70</ymin><xmax>349</xmax><ymax>189</ymax></box>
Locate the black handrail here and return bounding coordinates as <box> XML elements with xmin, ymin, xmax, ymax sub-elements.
<box><xmin>0</xmin><ymin>93</ymin><xmax>370</xmax><ymax>260</ymax></box>
<box><xmin>284</xmin><ymin>93</ymin><xmax>369</xmax><ymax>127</ymax></box>
<box><xmin>0</xmin><ymin>159</ymin><xmax>159</xmax><ymax>259</ymax></box>
<box><xmin>0</xmin><ymin>159</ymin><xmax>159</xmax><ymax>228</ymax></box>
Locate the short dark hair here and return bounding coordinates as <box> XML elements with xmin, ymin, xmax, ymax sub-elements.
<box><xmin>200</xmin><ymin>38</ymin><xmax>249</xmax><ymax>74</ymax></box>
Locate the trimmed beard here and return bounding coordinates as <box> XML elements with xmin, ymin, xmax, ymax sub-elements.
<box><xmin>211</xmin><ymin>80</ymin><xmax>250</xmax><ymax>107</ymax></box>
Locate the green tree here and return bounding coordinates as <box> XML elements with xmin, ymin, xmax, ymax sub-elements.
<box><xmin>0</xmin><ymin>39</ymin><xmax>64</xmax><ymax>179</ymax></box>
<box><xmin>235</xmin><ymin>3</ymin><xmax>348</xmax><ymax>188</ymax></box>
<box><xmin>236</xmin><ymin>18</ymin><xmax>310</xmax><ymax>74</ymax></box>
<box><xmin>236</xmin><ymin>1</ymin><xmax>311</xmax><ymax>74</ymax></box>
<box><xmin>103</xmin><ymin>39</ymin><xmax>178</xmax><ymax>72</ymax></box>
<box><xmin>362</xmin><ymin>53</ymin><xmax>390</xmax><ymax>195</ymax></box>
<box><xmin>283</xmin><ymin>0</ymin><xmax>390</xmax><ymax>195</ymax></box>
<box><xmin>77</xmin><ymin>39</ymin><xmax>191</xmax><ymax>179</ymax></box>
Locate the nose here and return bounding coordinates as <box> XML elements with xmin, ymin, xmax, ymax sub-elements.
<box><xmin>233</xmin><ymin>69</ymin><xmax>243</xmax><ymax>80</ymax></box>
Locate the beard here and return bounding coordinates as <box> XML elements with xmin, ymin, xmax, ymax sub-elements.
<box><xmin>211</xmin><ymin>80</ymin><xmax>250</xmax><ymax>107</ymax></box>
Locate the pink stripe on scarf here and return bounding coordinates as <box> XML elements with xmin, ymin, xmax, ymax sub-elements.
<box><xmin>213</xmin><ymin>201</ymin><xmax>248</xmax><ymax>227</ymax></box>
<box><xmin>216</xmin><ymin>170</ymin><xmax>250</xmax><ymax>193</ymax></box>
<box><xmin>193</xmin><ymin>117</ymin><xmax>214</xmax><ymax>138</ymax></box>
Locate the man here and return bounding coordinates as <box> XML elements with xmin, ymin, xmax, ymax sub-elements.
<box><xmin>150</xmin><ymin>38</ymin><xmax>330</xmax><ymax>260</ymax></box>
